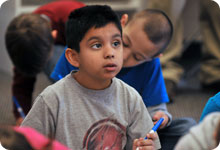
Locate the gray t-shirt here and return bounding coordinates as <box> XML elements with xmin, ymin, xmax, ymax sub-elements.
<box><xmin>22</xmin><ymin>72</ymin><xmax>161</xmax><ymax>149</ymax></box>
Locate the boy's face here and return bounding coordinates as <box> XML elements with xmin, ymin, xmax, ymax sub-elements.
<box><xmin>122</xmin><ymin>18</ymin><xmax>161</xmax><ymax>67</ymax></box>
<box><xmin>75</xmin><ymin>23</ymin><xmax>123</xmax><ymax>83</ymax></box>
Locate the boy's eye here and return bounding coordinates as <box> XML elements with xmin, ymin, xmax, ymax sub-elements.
<box><xmin>112</xmin><ymin>41</ymin><xmax>121</xmax><ymax>47</ymax></box>
<box><xmin>132</xmin><ymin>53</ymin><xmax>144</xmax><ymax>61</ymax></box>
<box><xmin>91</xmin><ymin>43</ymin><xmax>102</xmax><ymax>49</ymax></box>
<box><xmin>122</xmin><ymin>41</ymin><xmax>129</xmax><ymax>48</ymax></box>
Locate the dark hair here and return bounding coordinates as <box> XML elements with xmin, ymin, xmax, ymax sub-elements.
<box><xmin>0</xmin><ymin>127</ymin><xmax>34</xmax><ymax>150</ymax></box>
<box><xmin>130</xmin><ymin>9</ymin><xmax>173</xmax><ymax>56</ymax></box>
<box><xmin>5</xmin><ymin>13</ymin><xmax>54</xmax><ymax>76</ymax></box>
<box><xmin>66</xmin><ymin>5</ymin><xmax>122</xmax><ymax>52</ymax></box>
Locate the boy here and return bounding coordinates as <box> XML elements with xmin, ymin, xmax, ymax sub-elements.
<box><xmin>51</xmin><ymin>9</ymin><xmax>196</xmax><ymax>150</ymax></box>
<box><xmin>5</xmin><ymin>0</ymin><xmax>85</xmax><ymax>124</ymax></box>
<box><xmin>21</xmin><ymin>5</ymin><xmax>161</xmax><ymax>149</ymax></box>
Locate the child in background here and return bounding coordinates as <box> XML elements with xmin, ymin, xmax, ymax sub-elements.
<box><xmin>5</xmin><ymin>0</ymin><xmax>85</xmax><ymax>124</ymax></box>
<box><xmin>0</xmin><ymin>126</ymin><xmax>69</xmax><ymax>150</ymax></box>
<box><xmin>51</xmin><ymin>8</ymin><xmax>196</xmax><ymax>150</ymax></box>
<box><xmin>5</xmin><ymin>13</ymin><xmax>54</xmax><ymax>124</ymax></box>
<box><xmin>175</xmin><ymin>112</ymin><xmax>220</xmax><ymax>150</ymax></box>
<box><xmin>21</xmin><ymin>5</ymin><xmax>161</xmax><ymax>149</ymax></box>
<box><xmin>200</xmin><ymin>92</ymin><xmax>220</xmax><ymax>121</ymax></box>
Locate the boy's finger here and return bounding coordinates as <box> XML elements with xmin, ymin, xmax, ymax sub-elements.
<box><xmin>146</xmin><ymin>132</ymin><xmax>157</xmax><ymax>140</ymax></box>
<box><xmin>135</xmin><ymin>139</ymin><xmax>155</xmax><ymax>150</ymax></box>
<box><xmin>138</xmin><ymin>139</ymin><xmax>154</xmax><ymax>146</ymax></box>
<box><xmin>141</xmin><ymin>145</ymin><xmax>155</xmax><ymax>150</ymax></box>
<box><xmin>133</xmin><ymin>139</ymin><xmax>139</xmax><ymax>150</ymax></box>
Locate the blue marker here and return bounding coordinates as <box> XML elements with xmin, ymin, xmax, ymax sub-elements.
<box><xmin>12</xmin><ymin>96</ymin><xmax>26</xmax><ymax>119</ymax></box>
<box><xmin>136</xmin><ymin>118</ymin><xmax>164</xmax><ymax>150</ymax></box>
<box><xmin>144</xmin><ymin>118</ymin><xmax>164</xmax><ymax>140</ymax></box>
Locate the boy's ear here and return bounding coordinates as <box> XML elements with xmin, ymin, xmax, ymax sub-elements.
<box><xmin>157</xmin><ymin>53</ymin><xmax>163</xmax><ymax>58</ymax></box>
<box><xmin>120</xmin><ymin>14</ymin><xmax>128</xmax><ymax>28</ymax></box>
<box><xmin>51</xmin><ymin>30</ymin><xmax>57</xmax><ymax>39</ymax></box>
<box><xmin>65</xmin><ymin>48</ymin><xmax>80</xmax><ymax>68</ymax></box>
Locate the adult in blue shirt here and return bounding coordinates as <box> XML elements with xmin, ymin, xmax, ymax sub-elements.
<box><xmin>51</xmin><ymin>9</ymin><xmax>196</xmax><ymax>150</ymax></box>
<box><xmin>200</xmin><ymin>92</ymin><xmax>220</xmax><ymax>121</ymax></box>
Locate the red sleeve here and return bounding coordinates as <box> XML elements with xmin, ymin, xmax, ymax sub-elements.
<box><xmin>33</xmin><ymin>0</ymin><xmax>85</xmax><ymax>45</ymax></box>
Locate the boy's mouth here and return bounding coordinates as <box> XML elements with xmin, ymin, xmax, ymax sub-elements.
<box><xmin>104</xmin><ymin>63</ymin><xmax>117</xmax><ymax>72</ymax></box>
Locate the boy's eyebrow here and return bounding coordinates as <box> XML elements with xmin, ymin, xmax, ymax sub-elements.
<box><xmin>87</xmin><ymin>36</ymin><xmax>100</xmax><ymax>42</ymax></box>
<box><xmin>112</xmin><ymin>33</ymin><xmax>122</xmax><ymax>39</ymax></box>
<box><xmin>134</xmin><ymin>52</ymin><xmax>147</xmax><ymax>60</ymax></box>
<box><xmin>87</xmin><ymin>34</ymin><xmax>122</xmax><ymax>42</ymax></box>
<box><xmin>123</xmin><ymin>34</ymin><xmax>132</xmax><ymax>46</ymax></box>
<box><xmin>123</xmin><ymin>34</ymin><xmax>146</xmax><ymax>59</ymax></box>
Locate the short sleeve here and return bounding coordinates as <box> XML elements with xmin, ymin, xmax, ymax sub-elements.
<box><xmin>21</xmin><ymin>95</ymin><xmax>55</xmax><ymax>137</ymax></box>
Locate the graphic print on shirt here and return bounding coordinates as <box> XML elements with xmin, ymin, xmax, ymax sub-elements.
<box><xmin>83</xmin><ymin>118</ymin><xmax>126</xmax><ymax>150</ymax></box>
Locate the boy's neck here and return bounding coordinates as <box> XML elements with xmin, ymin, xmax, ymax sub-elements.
<box><xmin>72</xmin><ymin>72</ymin><xmax>112</xmax><ymax>90</ymax></box>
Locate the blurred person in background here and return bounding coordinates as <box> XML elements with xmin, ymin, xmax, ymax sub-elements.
<box><xmin>5</xmin><ymin>0</ymin><xmax>85</xmax><ymax>125</ymax></box>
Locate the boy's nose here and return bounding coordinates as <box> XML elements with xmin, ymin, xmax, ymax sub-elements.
<box><xmin>104</xmin><ymin>47</ymin><xmax>115</xmax><ymax>59</ymax></box>
<box><xmin>105</xmin><ymin>54</ymin><xmax>114</xmax><ymax>59</ymax></box>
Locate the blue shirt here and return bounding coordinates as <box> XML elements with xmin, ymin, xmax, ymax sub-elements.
<box><xmin>200</xmin><ymin>92</ymin><xmax>220</xmax><ymax>121</ymax></box>
<box><xmin>51</xmin><ymin>50</ymin><xmax>169</xmax><ymax>106</ymax></box>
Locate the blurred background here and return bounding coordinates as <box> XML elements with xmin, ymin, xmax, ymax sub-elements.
<box><xmin>0</xmin><ymin>0</ymin><xmax>216</xmax><ymax>125</ymax></box>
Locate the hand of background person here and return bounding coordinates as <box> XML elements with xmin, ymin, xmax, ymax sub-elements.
<box><xmin>133</xmin><ymin>132</ymin><xmax>157</xmax><ymax>150</ymax></box>
<box><xmin>16</xmin><ymin>117</ymin><xmax>23</xmax><ymax>126</ymax></box>
<box><xmin>152</xmin><ymin>111</ymin><xmax>169</xmax><ymax>129</ymax></box>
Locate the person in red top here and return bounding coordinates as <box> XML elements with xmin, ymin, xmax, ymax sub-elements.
<box><xmin>5</xmin><ymin>0</ymin><xmax>85</xmax><ymax>125</ymax></box>
<box><xmin>34</xmin><ymin>0</ymin><xmax>85</xmax><ymax>45</ymax></box>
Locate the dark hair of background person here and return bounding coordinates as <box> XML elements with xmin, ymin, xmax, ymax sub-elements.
<box><xmin>0</xmin><ymin>126</ymin><xmax>34</xmax><ymax>150</ymax></box>
<box><xmin>0</xmin><ymin>126</ymin><xmax>53</xmax><ymax>150</ymax></box>
<box><xmin>5</xmin><ymin>13</ymin><xmax>54</xmax><ymax>76</ymax></box>
<box><xmin>66</xmin><ymin>5</ymin><xmax>122</xmax><ymax>53</ymax></box>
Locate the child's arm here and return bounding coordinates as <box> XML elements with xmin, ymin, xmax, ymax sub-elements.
<box><xmin>147</xmin><ymin>103</ymin><xmax>172</xmax><ymax>128</ymax></box>
<box><xmin>152</xmin><ymin>111</ymin><xmax>169</xmax><ymax>129</ymax></box>
<box><xmin>133</xmin><ymin>132</ymin><xmax>158</xmax><ymax>150</ymax></box>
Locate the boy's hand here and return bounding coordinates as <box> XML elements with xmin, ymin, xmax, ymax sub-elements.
<box><xmin>133</xmin><ymin>132</ymin><xmax>157</xmax><ymax>150</ymax></box>
<box><xmin>152</xmin><ymin>111</ymin><xmax>169</xmax><ymax>129</ymax></box>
